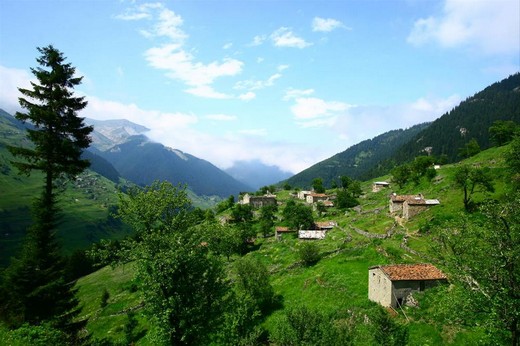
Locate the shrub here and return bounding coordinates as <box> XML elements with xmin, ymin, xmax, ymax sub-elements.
<box><xmin>299</xmin><ymin>242</ymin><xmax>321</xmax><ymax>266</ymax></box>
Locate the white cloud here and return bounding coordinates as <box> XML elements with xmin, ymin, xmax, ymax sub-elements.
<box><xmin>407</xmin><ymin>0</ymin><xmax>520</xmax><ymax>55</ymax></box>
<box><xmin>277</xmin><ymin>64</ymin><xmax>290</xmax><ymax>71</ymax></box>
<box><xmin>271</xmin><ymin>27</ymin><xmax>312</xmax><ymax>48</ymax></box>
<box><xmin>291</xmin><ymin>97</ymin><xmax>350</xmax><ymax>119</ymax></box>
<box><xmin>312</xmin><ymin>17</ymin><xmax>348</xmax><ymax>32</ymax></box>
<box><xmin>114</xmin><ymin>2</ymin><xmax>162</xmax><ymax>21</ymax></box>
<box><xmin>283</xmin><ymin>88</ymin><xmax>314</xmax><ymax>101</ymax></box>
<box><xmin>205</xmin><ymin>114</ymin><xmax>237</xmax><ymax>121</ymax></box>
<box><xmin>185</xmin><ymin>85</ymin><xmax>232</xmax><ymax>99</ymax></box>
<box><xmin>332</xmin><ymin>94</ymin><xmax>461</xmax><ymax>145</ymax></box>
<box><xmin>86</xmin><ymin>96</ymin><xmax>198</xmax><ymax>129</ymax></box>
<box><xmin>239</xmin><ymin>92</ymin><xmax>256</xmax><ymax>101</ymax></box>
<box><xmin>119</xmin><ymin>3</ymin><xmax>242</xmax><ymax>98</ymax></box>
<box><xmin>223</xmin><ymin>42</ymin><xmax>233</xmax><ymax>50</ymax></box>
<box><xmin>144</xmin><ymin>44</ymin><xmax>243</xmax><ymax>87</ymax></box>
<box><xmin>249</xmin><ymin>35</ymin><xmax>267</xmax><ymax>46</ymax></box>
<box><xmin>234</xmin><ymin>73</ymin><xmax>282</xmax><ymax>91</ymax></box>
<box><xmin>239</xmin><ymin>128</ymin><xmax>267</xmax><ymax>136</ymax></box>
<box><xmin>0</xmin><ymin>65</ymin><xmax>34</xmax><ymax>114</ymax></box>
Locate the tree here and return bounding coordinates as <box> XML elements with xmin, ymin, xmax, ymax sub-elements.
<box><xmin>299</xmin><ymin>241</ymin><xmax>321</xmax><ymax>266</ymax></box>
<box><xmin>282</xmin><ymin>200</ymin><xmax>314</xmax><ymax>230</ymax></box>
<box><xmin>489</xmin><ymin>120</ymin><xmax>519</xmax><ymax>146</ymax></box>
<box><xmin>258</xmin><ymin>204</ymin><xmax>277</xmax><ymax>237</ymax></box>
<box><xmin>458</xmin><ymin>138</ymin><xmax>481</xmax><ymax>159</ymax></box>
<box><xmin>391</xmin><ymin>164</ymin><xmax>412</xmax><ymax>189</ymax></box>
<box><xmin>453</xmin><ymin>165</ymin><xmax>494</xmax><ymax>211</ymax></box>
<box><xmin>1</xmin><ymin>45</ymin><xmax>92</xmax><ymax>340</ymax></box>
<box><xmin>505</xmin><ymin>135</ymin><xmax>520</xmax><ymax>190</ymax></box>
<box><xmin>435</xmin><ymin>194</ymin><xmax>520</xmax><ymax>345</ymax></box>
<box><xmin>340</xmin><ymin>175</ymin><xmax>352</xmax><ymax>190</ymax></box>
<box><xmin>312</xmin><ymin>177</ymin><xmax>325</xmax><ymax>193</ymax></box>
<box><xmin>112</xmin><ymin>182</ymin><xmax>228</xmax><ymax>345</ymax></box>
<box><xmin>231</xmin><ymin>203</ymin><xmax>254</xmax><ymax>224</ymax></box>
<box><xmin>233</xmin><ymin>256</ymin><xmax>275</xmax><ymax>313</ymax></box>
<box><xmin>336</xmin><ymin>189</ymin><xmax>359</xmax><ymax>209</ymax></box>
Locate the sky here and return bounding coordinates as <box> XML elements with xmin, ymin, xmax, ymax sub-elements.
<box><xmin>1</xmin><ymin>0</ymin><xmax>519</xmax><ymax>174</ymax></box>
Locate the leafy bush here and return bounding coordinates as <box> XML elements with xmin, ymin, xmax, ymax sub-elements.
<box><xmin>298</xmin><ymin>241</ymin><xmax>321</xmax><ymax>266</ymax></box>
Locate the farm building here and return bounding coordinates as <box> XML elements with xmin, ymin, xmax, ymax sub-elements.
<box><xmin>368</xmin><ymin>263</ymin><xmax>447</xmax><ymax>308</ymax></box>
<box><xmin>372</xmin><ymin>181</ymin><xmax>390</xmax><ymax>192</ymax></box>
<box><xmin>241</xmin><ymin>193</ymin><xmax>277</xmax><ymax>208</ymax></box>
<box><xmin>389</xmin><ymin>193</ymin><xmax>440</xmax><ymax>219</ymax></box>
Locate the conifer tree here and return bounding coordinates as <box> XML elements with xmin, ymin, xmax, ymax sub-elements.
<box><xmin>1</xmin><ymin>45</ymin><xmax>92</xmax><ymax>341</ymax></box>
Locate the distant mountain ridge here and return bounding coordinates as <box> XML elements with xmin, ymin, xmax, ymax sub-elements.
<box><xmin>85</xmin><ymin>118</ymin><xmax>149</xmax><ymax>151</ymax></box>
<box><xmin>285</xmin><ymin>123</ymin><xmax>430</xmax><ymax>189</ymax></box>
<box><xmin>96</xmin><ymin>134</ymin><xmax>252</xmax><ymax>198</ymax></box>
<box><xmin>225</xmin><ymin>160</ymin><xmax>292</xmax><ymax>190</ymax></box>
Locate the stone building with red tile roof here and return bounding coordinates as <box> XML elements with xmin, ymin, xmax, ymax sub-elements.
<box><xmin>368</xmin><ymin>263</ymin><xmax>447</xmax><ymax>308</ymax></box>
<box><xmin>389</xmin><ymin>193</ymin><xmax>440</xmax><ymax>220</ymax></box>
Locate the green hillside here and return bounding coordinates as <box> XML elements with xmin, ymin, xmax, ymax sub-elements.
<box><xmin>71</xmin><ymin>142</ymin><xmax>515</xmax><ymax>345</ymax></box>
<box><xmin>285</xmin><ymin>123</ymin><xmax>430</xmax><ymax>189</ymax></box>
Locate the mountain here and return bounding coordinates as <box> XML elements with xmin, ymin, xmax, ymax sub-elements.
<box><xmin>97</xmin><ymin>134</ymin><xmax>252</xmax><ymax>198</ymax></box>
<box><xmin>379</xmin><ymin>73</ymin><xmax>520</xmax><ymax>169</ymax></box>
<box><xmin>225</xmin><ymin>160</ymin><xmax>292</xmax><ymax>190</ymax></box>
<box><xmin>284</xmin><ymin>123</ymin><xmax>430</xmax><ymax>189</ymax></box>
<box><xmin>85</xmin><ymin>118</ymin><xmax>149</xmax><ymax>151</ymax></box>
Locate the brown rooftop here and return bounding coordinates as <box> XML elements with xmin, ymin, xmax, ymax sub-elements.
<box><xmin>390</xmin><ymin>194</ymin><xmax>422</xmax><ymax>203</ymax></box>
<box><xmin>373</xmin><ymin>263</ymin><xmax>447</xmax><ymax>281</ymax></box>
<box><xmin>275</xmin><ymin>226</ymin><xmax>293</xmax><ymax>233</ymax></box>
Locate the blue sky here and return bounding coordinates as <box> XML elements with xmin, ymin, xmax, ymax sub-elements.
<box><xmin>1</xmin><ymin>0</ymin><xmax>518</xmax><ymax>173</ymax></box>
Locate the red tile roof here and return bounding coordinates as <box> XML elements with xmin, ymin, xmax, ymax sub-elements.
<box><xmin>373</xmin><ymin>263</ymin><xmax>447</xmax><ymax>281</ymax></box>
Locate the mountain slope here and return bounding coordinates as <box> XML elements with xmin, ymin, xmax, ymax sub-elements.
<box><xmin>285</xmin><ymin>122</ymin><xmax>430</xmax><ymax>189</ymax></box>
<box><xmin>385</xmin><ymin>73</ymin><xmax>520</xmax><ymax>168</ymax></box>
<box><xmin>98</xmin><ymin>135</ymin><xmax>252</xmax><ymax>197</ymax></box>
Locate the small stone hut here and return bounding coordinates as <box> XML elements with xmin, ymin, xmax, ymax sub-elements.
<box><xmin>241</xmin><ymin>193</ymin><xmax>277</xmax><ymax>208</ymax></box>
<box><xmin>389</xmin><ymin>193</ymin><xmax>439</xmax><ymax>219</ymax></box>
<box><xmin>372</xmin><ymin>181</ymin><xmax>390</xmax><ymax>192</ymax></box>
<box><xmin>368</xmin><ymin>263</ymin><xmax>447</xmax><ymax>308</ymax></box>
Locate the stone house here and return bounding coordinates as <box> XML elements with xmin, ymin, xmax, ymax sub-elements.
<box><xmin>368</xmin><ymin>263</ymin><xmax>447</xmax><ymax>308</ymax></box>
<box><xmin>372</xmin><ymin>181</ymin><xmax>390</xmax><ymax>192</ymax></box>
<box><xmin>297</xmin><ymin>190</ymin><xmax>312</xmax><ymax>200</ymax></box>
<box><xmin>306</xmin><ymin>193</ymin><xmax>329</xmax><ymax>204</ymax></box>
<box><xmin>389</xmin><ymin>193</ymin><xmax>439</xmax><ymax>219</ymax></box>
<box><xmin>403</xmin><ymin>197</ymin><xmax>440</xmax><ymax>220</ymax></box>
<box><xmin>241</xmin><ymin>193</ymin><xmax>277</xmax><ymax>208</ymax></box>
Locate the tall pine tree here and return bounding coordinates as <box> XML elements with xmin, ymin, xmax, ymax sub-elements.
<box><xmin>1</xmin><ymin>45</ymin><xmax>93</xmax><ymax>341</ymax></box>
